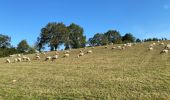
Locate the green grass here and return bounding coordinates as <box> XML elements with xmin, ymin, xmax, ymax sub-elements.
<box><xmin>0</xmin><ymin>41</ymin><xmax>170</xmax><ymax>100</ymax></box>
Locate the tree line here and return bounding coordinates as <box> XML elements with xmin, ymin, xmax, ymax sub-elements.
<box><xmin>0</xmin><ymin>22</ymin><xmax>168</xmax><ymax>57</ymax></box>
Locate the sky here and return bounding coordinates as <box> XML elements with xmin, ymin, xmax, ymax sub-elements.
<box><xmin>0</xmin><ymin>0</ymin><xmax>170</xmax><ymax>47</ymax></box>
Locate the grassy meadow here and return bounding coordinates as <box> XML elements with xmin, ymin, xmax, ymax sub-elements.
<box><xmin>0</xmin><ymin>41</ymin><xmax>170</xmax><ymax>100</ymax></box>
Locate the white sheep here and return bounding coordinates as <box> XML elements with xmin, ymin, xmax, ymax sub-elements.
<box><xmin>104</xmin><ymin>46</ymin><xmax>108</xmax><ymax>49</ymax></box>
<box><xmin>14</xmin><ymin>58</ymin><xmax>18</xmax><ymax>62</ymax></box>
<box><xmin>35</xmin><ymin>56</ymin><xmax>41</xmax><ymax>60</ymax></box>
<box><xmin>17</xmin><ymin>58</ymin><xmax>22</xmax><ymax>62</ymax></box>
<box><xmin>160</xmin><ymin>49</ymin><xmax>168</xmax><ymax>54</ymax></box>
<box><xmin>6</xmin><ymin>59</ymin><xmax>11</xmax><ymax>63</ymax></box>
<box><xmin>26</xmin><ymin>57</ymin><xmax>31</xmax><ymax>62</ymax></box>
<box><xmin>112</xmin><ymin>47</ymin><xmax>116</xmax><ymax>49</ymax></box>
<box><xmin>64</xmin><ymin>53</ymin><xmax>69</xmax><ymax>57</ymax></box>
<box><xmin>165</xmin><ymin>44</ymin><xmax>170</xmax><ymax>50</ymax></box>
<box><xmin>148</xmin><ymin>47</ymin><xmax>153</xmax><ymax>51</ymax></box>
<box><xmin>79</xmin><ymin>52</ymin><xmax>84</xmax><ymax>57</ymax></box>
<box><xmin>52</xmin><ymin>55</ymin><xmax>58</xmax><ymax>60</ymax></box>
<box><xmin>45</xmin><ymin>56</ymin><xmax>51</xmax><ymax>61</ymax></box>
<box><xmin>17</xmin><ymin>54</ymin><xmax>21</xmax><ymax>57</ymax></box>
<box><xmin>65</xmin><ymin>50</ymin><xmax>70</xmax><ymax>54</ymax></box>
<box><xmin>87</xmin><ymin>50</ymin><xmax>92</xmax><ymax>53</ymax></box>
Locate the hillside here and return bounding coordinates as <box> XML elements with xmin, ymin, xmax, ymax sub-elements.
<box><xmin>0</xmin><ymin>41</ymin><xmax>170</xmax><ymax>99</ymax></box>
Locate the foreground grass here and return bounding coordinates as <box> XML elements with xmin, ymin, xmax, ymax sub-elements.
<box><xmin>0</xmin><ymin>42</ymin><xmax>170</xmax><ymax>99</ymax></box>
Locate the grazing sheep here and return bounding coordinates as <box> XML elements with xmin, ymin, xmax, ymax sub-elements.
<box><xmin>17</xmin><ymin>58</ymin><xmax>22</xmax><ymax>62</ymax></box>
<box><xmin>117</xmin><ymin>46</ymin><xmax>122</xmax><ymax>49</ymax></box>
<box><xmin>45</xmin><ymin>56</ymin><xmax>51</xmax><ymax>61</ymax></box>
<box><xmin>78</xmin><ymin>52</ymin><xmax>84</xmax><ymax>57</ymax></box>
<box><xmin>87</xmin><ymin>50</ymin><xmax>92</xmax><ymax>53</ymax></box>
<box><xmin>165</xmin><ymin>44</ymin><xmax>170</xmax><ymax>50</ymax></box>
<box><xmin>26</xmin><ymin>57</ymin><xmax>31</xmax><ymax>62</ymax></box>
<box><xmin>64</xmin><ymin>53</ymin><xmax>69</xmax><ymax>57</ymax></box>
<box><xmin>6</xmin><ymin>59</ymin><xmax>10</xmax><ymax>63</ymax></box>
<box><xmin>153</xmin><ymin>43</ymin><xmax>156</xmax><ymax>45</ymax></box>
<box><xmin>160</xmin><ymin>49</ymin><xmax>168</xmax><ymax>54</ymax></box>
<box><xmin>104</xmin><ymin>46</ymin><xmax>108</xmax><ymax>49</ymax></box>
<box><xmin>52</xmin><ymin>55</ymin><xmax>58</xmax><ymax>61</ymax></box>
<box><xmin>157</xmin><ymin>41</ymin><xmax>160</xmax><ymax>43</ymax></box>
<box><xmin>35</xmin><ymin>56</ymin><xmax>41</xmax><ymax>60</ymax></box>
<box><xmin>123</xmin><ymin>44</ymin><xmax>127</xmax><ymax>46</ymax></box>
<box><xmin>17</xmin><ymin>54</ymin><xmax>21</xmax><ymax>57</ymax></box>
<box><xmin>14</xmin><ymin>58</ymin><xmax>18</xmax><ymax>62</ymax></box>
<box><xmin>92</xmin><ymin>47</ymin><xmax>95</xmax><ymax>49</ymax></box>
<box><xmin>22</xmin><ymin>56</ymin><xmax>27</xmax><ymax>61</ymax></box>
<box><xmin>148</xmin><ymin>47</ymin><xmax>153</xmax><ymax>51</ymax></box>
<box><xmin>112</xmin><ymin>47</ymin><xmax>116</xmax><ymax>49</ymax></box>
<box><xmin>65</xmin><ymin>51</ymin><xmax>70</xmax><ymax>54</ymax></box>
<box><xmin>160</xmin><ymin>42</ymin><xmax>164</xmax><ymax>45</ymax></box>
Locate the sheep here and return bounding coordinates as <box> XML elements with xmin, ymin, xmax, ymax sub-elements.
<box><xmin>157</xmin><ymin>40</ymin><xmax>160</xmax><ymax>43</ymax></box>
<box><xmin>17</xmin><ymin>54</ymin><xmax>21</xmax><ymax>57</ymax></box>
<box><xmin>52</xmin><ymin>55</ymin><xmax>58</xmax><ymax>61</ymax></box>
<box><xmin>160</xmin><ymin>42</ymin><xmax>164</xmax><ymax>45</ymax></box>
<box><xmin>153</xmin><ymin>42</ymin><xmax>156</xmax><ymax>45</ymax></box>
<box><xmin>6</xmin><ymin>59</ymin><xmax>10</xmax><ymax>63</ymax></box>
<box><xmin>14</xmin><ymin>58</ymin><xmax>18</xmax><ymax>63</ymax></box>
<box><xmin>165</xmin><ymin>44</ymin><xmax>170</xmax><ymax>50</ymax></box>
<box><xmin>148</xmin><ymin>47</ymin><xmax>153</xmax><ymax>51</ymax></box>
<box><xmin>45</xmin><ymin>56</ymin><xmax>51</xmax><ymax>61</ymax></box>
<box><xmin>78</xmin><ymin>52</ymin><xmax>84</xmax><ymax>57</ymax></box>
<box><xmin>64</xmin><ymin>53</ymin><xmax>69</xmax><ymax>57</ymax></box>
<box><xmin>65</xmin><ymin>50</ymin><xmax>70</xmax><ymax>54</ymax></box>
<box><xmin>26</xmin><ymin>57</ymin><xmax>31</xmax><ymax>62</ymax></box>
<box><xmin>35</xmin><ymin>56</ymin><xmax>41</xmax><ymax>60</ymax></box>
<box><xmin>117</xmin><ymin>46</ymin><xmax>122</xmax><ymax>49</ymax></box>
<box><xmin>104</xmin><ymin>46</ymin><xmax>108</xmax><ymax>49</ymax></box>
<box><xmin>22</xmin><ymin>56</ymin><xmax>28</xmax><ymax>61</ymax></box>
<box><xmin>87</xmin><ymin>50</ymin><xmax>92</xmax><ymax>53</ymax></box>
<box><xmin>112</xmin><ymin>47</ymin><xmax>116</xmax><ymax>49</ymax></box>
<box><xmin>92</xmin><ymin>47</ymin><xmax>95</xmax><ymax>49</ymax></box>
<box><xmin>160</xmin><ymin>49</ymin><xmax>168</xmax><ymax>54</ymax></box>
<box><xmin>17</xmin><ymin>58</ymin><xmax>22</xmax><ymax>62</ymax></box>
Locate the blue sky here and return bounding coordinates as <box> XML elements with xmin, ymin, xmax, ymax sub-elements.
<box><xmin>0</xmin><ymin>0</ymin><xmax>170</xmax><ymax>47</ymax></box>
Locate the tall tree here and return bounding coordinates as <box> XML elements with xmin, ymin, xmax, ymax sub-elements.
<box><xmin>122</xmin><ymin>33</ymin><xmax>135</xmax><ymax>43</ymax></box>
<box><xmin>37</xmin><ymin>22</ymin><xmax>68</xmax><ymax>51</ymax></box>
<box><xmin>17</xmin><ymin>40</ymin><xmax>30</xmax><ymax>53</ymax></box>
<box><xmin>104</xmin><ymin>30</ymin><xmax>122</xmax><ymax>43</ymax></box>
<box><xmin>89</xmin><ymin>33</ymin><xmax>108</xmax><ymax>46</ymax></box>
<box><xmin>0</xmin><ymin>34</ymin><xmax>11</xmax><ymax>48</ymax></box>
<box><xmin>67</xmin><ymin>23</ymin><xmax>86</xmax><ymax>49</ymax></box>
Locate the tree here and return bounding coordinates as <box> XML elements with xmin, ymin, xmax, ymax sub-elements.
<box><xmin>136</xmin><ymin>38</ymin><xmax>141</xmax><ymax>42</ymax></box>
<box><xmin>17</xmin><ymin>40</ymin><xmax>30</xmax><ymax>53</ymax></box>
<box><xmin>104</xmin><ymin>30</ymin><xmax>122</xmax><ymax>43</ymax></box>
<box><xmin>88</xmin><ymin>33</ymin><xmax>109</xmax><ymax>46</ymax></box>
<box><xmin>122</xmin><ymin>33</ymin><xmax>135</xmax><ymax>43</ymax></box>
<box><xmin>37</xmin><ymin>22</ymin><xmax>68</xmax><ymax>51</ymax></box>
<box><xmin>0</xmin><ymin>34</ymin><xmax>11</xmax><ymax>48</ymax></box>
<box><xmin>67</xmin><ymin>23</ymin><xmax>86</xmax><ymax>49</ymax></box>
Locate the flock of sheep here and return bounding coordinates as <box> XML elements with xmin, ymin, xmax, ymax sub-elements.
<box><xmin>5</xmin><ymin>49</ymin><xmax>93</xmax><ymax>63</ymax></box>
<box><xmin>148</xmin><ymin>41</ymin><xmax>170</xmax><ymax>54</ymax></box>
<box><xmin>5</xmin><ymin>41</ymin><xmax>170</xmax><ymax>63</ymax></box>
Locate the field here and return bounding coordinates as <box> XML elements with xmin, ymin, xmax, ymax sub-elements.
<box><xmin>0</xmin><ymin>41</ymin><xmax>170</xmax><ymax>100</ymax></box>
